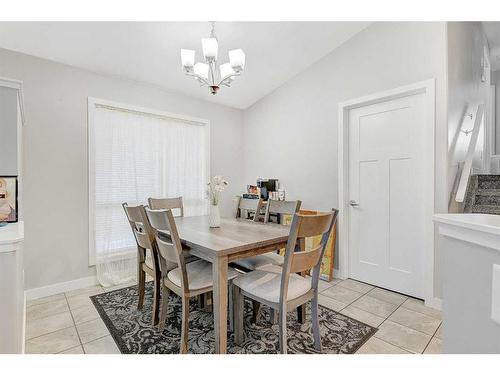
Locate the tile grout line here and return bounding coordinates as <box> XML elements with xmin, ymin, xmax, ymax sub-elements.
<box><xmin>65</xmin><ymin>292</ymin><xmax>86</xmax><ymax>353</ymax></box>
<box><xmin>25</xmin><ymin>295</ymin><xmax>79</xmax><ymax>354</ymax></box>
<box><xmin>372</xmin><ymin>297</ymin><xmax>442</xmax><ymax>354</ymax></box>
<box><xmin>343</xmin><ymin>284</ymin><xmax>422</xmax><ymax>354</ymax></box>
<box><xmin>374</xmin><ymin>297</ymin><xmax>425</xmax><ymax>353</ymax></box>
<box><xmin>322</xmin><ymin>280</ymin><xmax>441</xmax><ymax>346</ymax></box>
<box><xmin>383</xmin><ymin>303</ymin><xmax>441</xmax><ymax>353</ymax></box>
<box><xmin>337</xmin><ymin>283</ymin><xmax>414</xmax><ymax>354</ymax></box>
<box><xmin>421</xmin><ymin>321</ymin><xmax>442</xmax><ymax>354</ymax></box>
<box><xmin>321</xmin><ymin>282</ymin><xmax>374</xmax><ymax>308</ymax></box>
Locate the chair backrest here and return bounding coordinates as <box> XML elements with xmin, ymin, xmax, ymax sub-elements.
<box><xmin>122</xmin><ymin>203</ymin><xmax>155</xmax><ymax>251</ymax></box>
<box><xmin>148</xmin><ymin>197</ymin><xmax>184</xmax><ymax>217</ymax></box>
<box><xmin>235</xmin><ymin>196</ymin><xmax>264</xmax><ymax>222</ymax></box>
<box><xmin>279</xmin><ymin>209</ymin><xmax>338</xmax><ymax>304</ymax></box>
<box><xmin>264</xmin><ymin>199</ymin><xmax>302</xmax><ymax>224</ymax></box>
<box><xmin>122</xmin><ymin>203</ymin><xmax>159</xmax><ymax>271</ymax></box>
<box><xmin>145</xmin><ymin>207</ymin><xmax>189</xmax><ymax>293</ymax></box>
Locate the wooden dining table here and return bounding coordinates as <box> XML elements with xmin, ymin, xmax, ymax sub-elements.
<box><xmin>174</xmin><ymin>215</ymin><xmax>291</xmax><ymax>354</ymax></box>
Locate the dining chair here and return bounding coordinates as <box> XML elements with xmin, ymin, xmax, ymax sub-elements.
<box><xmin>122</xmin><ymin>203</ymin><xmax>175</xmax><ymax>326</ymax></box>
<box><xmin>232</xmin><ymin>209</ymin><xmax>338</xmax><ymax>354</ymax></box>
<box><xmin>264</xmin><ymin>199</ymin><xmax>302</xmax><ymax>224</ymax></box>
<box><xmin>145</xmin><ymin>207</ymin><xmax>240</xmax><ymax>353</ymax></box>
<box><xmin>234</xmin><ymin>196</ymin><xmax>263</xmax><ymax>221</ymax></box>
<box><xmin>232</xmin><ymin>197</ymin><xmax>285</xmax><ymax>272</ymax></box>
<box><xmin>234</xmin><ymin>199</ymin><xmax>302</xmax><ymax>272</ymax></box>
<box><xmin>148</xmin><ymin>196</ymin><xmax>211</xmax><ymax>308</ymax></box>
<box><xmin>234</xmin><ymin>198</ymin><xmax>303</xmax><ymax>323</ymax></box>
<box><xmin>148</xmin><ymin>197</ymin><xmax>184</xmax><ymax>216</ymax></box>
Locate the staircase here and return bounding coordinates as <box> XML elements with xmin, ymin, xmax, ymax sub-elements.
<box><xmin>463</xmin><ymin>175</ymin><xmax>500</xmax><ymax>215</ymax></box>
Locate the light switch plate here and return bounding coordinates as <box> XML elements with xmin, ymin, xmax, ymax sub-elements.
<box><xmin>492</xmin><ymin>264</ymin><xmax>500</xmax><ymax>325</ymax></box>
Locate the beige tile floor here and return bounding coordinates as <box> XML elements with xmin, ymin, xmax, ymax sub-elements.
<box><xmin>24</xmin><ymin>278</ymin><xmax>442</xmax><ymax>354</ymax></box>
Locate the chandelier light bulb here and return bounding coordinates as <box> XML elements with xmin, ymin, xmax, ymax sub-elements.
<box><xmin>181</xmin><ymin>49</ymin><xmax>195</xmax><ymax>70</ymax></box>
<box><xmin>219</xmin><ymin>63</ymin><xmax>235</xmax><ymax>81</ymax></box>
<box><xmin>229</xmin><ymin>49</ymin><xmax>245</xmax><ymax>72</ymax></box>
<box><xmin>202</xmin><ymin>38</ymin><xmax>218</xmax><ymax>61</ymax></box>
<box><xmin>193</xmin><ymin>62</ymin><xmax>209</xmax><ymax>80</ymax></box>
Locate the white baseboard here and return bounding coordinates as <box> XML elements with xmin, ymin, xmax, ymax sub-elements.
<box><xmin>426</xmin><ymin>297</ymin><xmax>443</xmax><ymax>311</ymax></box>
<box><xmin>332</xmin><ymin>268</ymin><xmax>346</xmax><ymax>280</ymax></box>
<box><xmin>25</xmin><ymin>275</ymin><xmax>98</xmax><ymax>301</ymax></box>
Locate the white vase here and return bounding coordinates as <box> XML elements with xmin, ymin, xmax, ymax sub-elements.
<box><xmin>208</xmin><ymin>204</ymin><xmax>221</xmax><ymax>228</ymax></box>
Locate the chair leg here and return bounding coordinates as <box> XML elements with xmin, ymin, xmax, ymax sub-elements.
<box><xmin>152</xmin><ymin>274</ymin><xmax>161</xmax><ymax>326</ymax></box>
<box><xmin>137</xmin><ymin>268</ymin><xmax>146</xmax><ymax>310</ymax></box>
<box><xmin>197</xmin><ymin>294</ymin><xmax>205</xmax><ymax>309</ymax></box>
<box><xmin>233</xmin><ymin>285</ymin><xmax>244</xmax><ymax>345</ymax></box>
<box><xmin>252</xmin><ymin>301</ymin><xmax>261</xmax><ymax>324</ymax></box>
<box><xmin>278</xmin><ymin>306</ymin><xmax>287</xmax><ymax>354</ymax></box>
<box><xmin>297</xmin><ymin>304</ymin><xmax>306</xmax><ymax>324</ymax></box>
<box><xmin>270</xmin><ymin>308</ymin><xmax>278</xmax><ymax>324</ymax></box>
<box><xmin>180</xmin><ymin>296</ymin><xmax>190</xmax><ymax>354</ymax></box>
<box><xmin>228</xmin><ymin>282</ymin><xmax>234</xmax><ymax>332</ymax></box>
<box><xmin>311</xmin><ymin>295</ymin><xmax>322</xmax><ymax>352</ymax></box>
<box><xmin>157</xmin><ymin>284</ymin><xmax>170</xmax><ymax>333</ymax></box>
<box><xmin>202</xmin><ymin>292</ymin><xmax>213</xmax><ymax>312</ymax></box>
<box><xmin>206</xmin><ymin>292</ymin><xmax>213</xmax><ymax>310</ymax></box>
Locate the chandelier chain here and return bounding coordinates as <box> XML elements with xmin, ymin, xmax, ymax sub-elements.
<box><xmin>210</xmin><ymin>21</ymin><xmax>217</xmax><ymax>40</ymax></box>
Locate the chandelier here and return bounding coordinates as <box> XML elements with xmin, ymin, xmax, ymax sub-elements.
<box><xmin>181</xmin><ymin>22</ymin><xmax>246</xmax><ymax>95</ymax></box>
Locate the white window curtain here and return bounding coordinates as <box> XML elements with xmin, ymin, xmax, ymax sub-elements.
<box><xmin>91</xmin><ymin>103</ymin><xmax>208</xmax><ymax>287</ymax></box>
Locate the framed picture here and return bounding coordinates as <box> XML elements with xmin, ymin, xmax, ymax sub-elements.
<box><xmin>0</xmin><ymin>176</ymin><xmax>18</xmax><ymax>223</ymax></box>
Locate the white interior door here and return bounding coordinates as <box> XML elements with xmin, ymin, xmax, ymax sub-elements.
<box><xmin>348</xmin><ymin>92</ymin><xmax>426</xmax><ymax>298</ymax></box>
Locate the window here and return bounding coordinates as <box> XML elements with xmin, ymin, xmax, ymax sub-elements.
<box><xmin>88</xmin><ymin>98</ymin><xmax>209</xmax><ymax>285</ymax></box>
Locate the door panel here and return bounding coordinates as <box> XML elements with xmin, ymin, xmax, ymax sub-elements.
<box><xmin>348</xmin><ymin>93</ymin><xmax>426</xmax><ymax>298</ymax></box>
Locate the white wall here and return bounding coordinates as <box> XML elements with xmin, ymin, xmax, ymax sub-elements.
<box><xmin>242</xmin><ymin>22</ymin><xmax>449</xmax><ymax>297</ymax></box>
<box><xmin>447</xmin><ymin>22</ymin><xmax>491</xmax><ymax>211</ymax></box>
<box><xmin>0</xmin><ymin>48</ymin><xmax>244</xmax><ymax>290</ymax></box>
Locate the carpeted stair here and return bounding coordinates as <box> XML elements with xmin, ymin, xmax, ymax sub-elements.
<box><xmin>464</xmin><ymin>175</ymin><xmax>500</xmax><ymax>215</ymax></box>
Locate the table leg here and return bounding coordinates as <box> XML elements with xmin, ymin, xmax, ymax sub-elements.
<box><xmin>213</xmin><ymin>256</ymin><xmax>228</xmax><ymax>354</ymax></box>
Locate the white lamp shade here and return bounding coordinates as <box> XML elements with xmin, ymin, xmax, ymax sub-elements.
<box><xmin>219</xmin><ymin>63</ymin><xmax>235</xmax><ymax>80</ymax></box>
<box><xmin>181</xmin><ymin>49</ymin><xmax>195</xmax><ymax>68</ymax></box>
<box><xmin>229</xmin><ymin>49</ymin><xmax>245</xmax><ymax>71</ymax></box>
<box><xmin>193</xmin><ymin>62</ymin><xmax>209</xmax><ymax>80</ymax></box>
<box><xmin>202</xmin><ymin>38</ymin><xmax>218</xmax><ymax>60</ymax></box>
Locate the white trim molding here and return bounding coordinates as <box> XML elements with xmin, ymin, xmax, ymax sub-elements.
<box><xmin>337</xmin><ymin>79</ymin><xmax>436</xmax><ymax>305</ymax></box>
<box><xmin>25</xmin><ymin>275</ymin><xmax>99</xmax><ymax>301</ymax></box>
<box><xmin>0</xmin><ymin>76</ymin><xmax>26</xmax><ymax>125</ymax></box>
<box><xmin>434</xmin><ymin>213</ymin><xmax>500</xmax><ymax>252</ymax></box>
<box><xmin>0</xmin><ymin>77</ymin><xmax>25</xmax><ymax>220</ymax></box>
<box><xmin>87</xmin><ymin>97</ymin><xmax>211</xmax><ymax>267</ymax></box>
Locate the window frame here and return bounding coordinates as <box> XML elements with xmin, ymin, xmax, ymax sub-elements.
<box><xmin>87</xmin><ymin>97</ymin><xmax>210</xmax><ymax>266</ymax></box>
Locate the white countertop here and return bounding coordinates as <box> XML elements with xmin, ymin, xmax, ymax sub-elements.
<box><xmin>0</xmin><ymin>222</ymin><xmax>24</xmax><ymax>251</ymax></box>
<box><xmin>433</xmin><ymin>214</ymin><xmax>500</xmax><ymax>251</ymax></box>
<box><xmin>434</xmin><ymin>214</ymin><xmax>500</xmax><ymax>235</ymax></box>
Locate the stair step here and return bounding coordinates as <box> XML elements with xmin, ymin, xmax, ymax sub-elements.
<box><xmin>471</xmin><ymin>205</ymin><xmax>500</xmax><ymax>215</ymax></box>
<box><xmin>475</xmin><ymin>189</ymin><xmax>500</xmax><ymax>196</ymax></box>
<box><xmin>474</xmin><ymin>195</ymin><xmax>500</xmax><ymax>205</ymax></box>
<box><xmin>476</xmin><ymin>175</ymin><xmax>500</xmax><ymax>189</ymax></box>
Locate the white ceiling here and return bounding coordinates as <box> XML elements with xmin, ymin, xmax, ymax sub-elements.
<box><xmin>483</xmin><ymin>22</ymin><xmax>500</xmax><ymax>72</ymax></box>
<box><xmin>0</xmin><ymin>22</ymin><xmax>370</xmax><ymax>109</ymax></box>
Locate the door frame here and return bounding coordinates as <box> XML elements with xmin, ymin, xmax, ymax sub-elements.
<box><xmin>337</xmin><ymin>79</ymin><xmax>436</xmax><ymax>305</ymax></box>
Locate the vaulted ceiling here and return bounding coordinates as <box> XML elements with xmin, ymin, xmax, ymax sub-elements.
<box><xmin>0</xmin><ymin>22</ymin><xmax>370</xmax><ymax>108</ymax></box>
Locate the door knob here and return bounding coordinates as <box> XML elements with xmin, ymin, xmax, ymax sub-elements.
<box><xmin>349</xmin><ymin>200</ymin><xmax>360</xmax><ymax>207</ymax></box>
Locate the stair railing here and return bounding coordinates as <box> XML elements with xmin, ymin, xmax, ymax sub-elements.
<box><xmin>455</xmin><ymin>103</ymin><xmax>484</xmax><ymax>203</ymax></box>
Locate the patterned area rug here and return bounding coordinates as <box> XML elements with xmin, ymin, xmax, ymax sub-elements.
<box><xmin>91</xmin><ymin>282</ymin><xmax>376</xmax><ymax>354</ymax></box>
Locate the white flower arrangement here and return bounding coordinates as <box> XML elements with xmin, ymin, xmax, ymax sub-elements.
<box><xmin>207</xmin><ymin>175</ymin><xmax>229</xmax><ymax>206</ymax></box>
